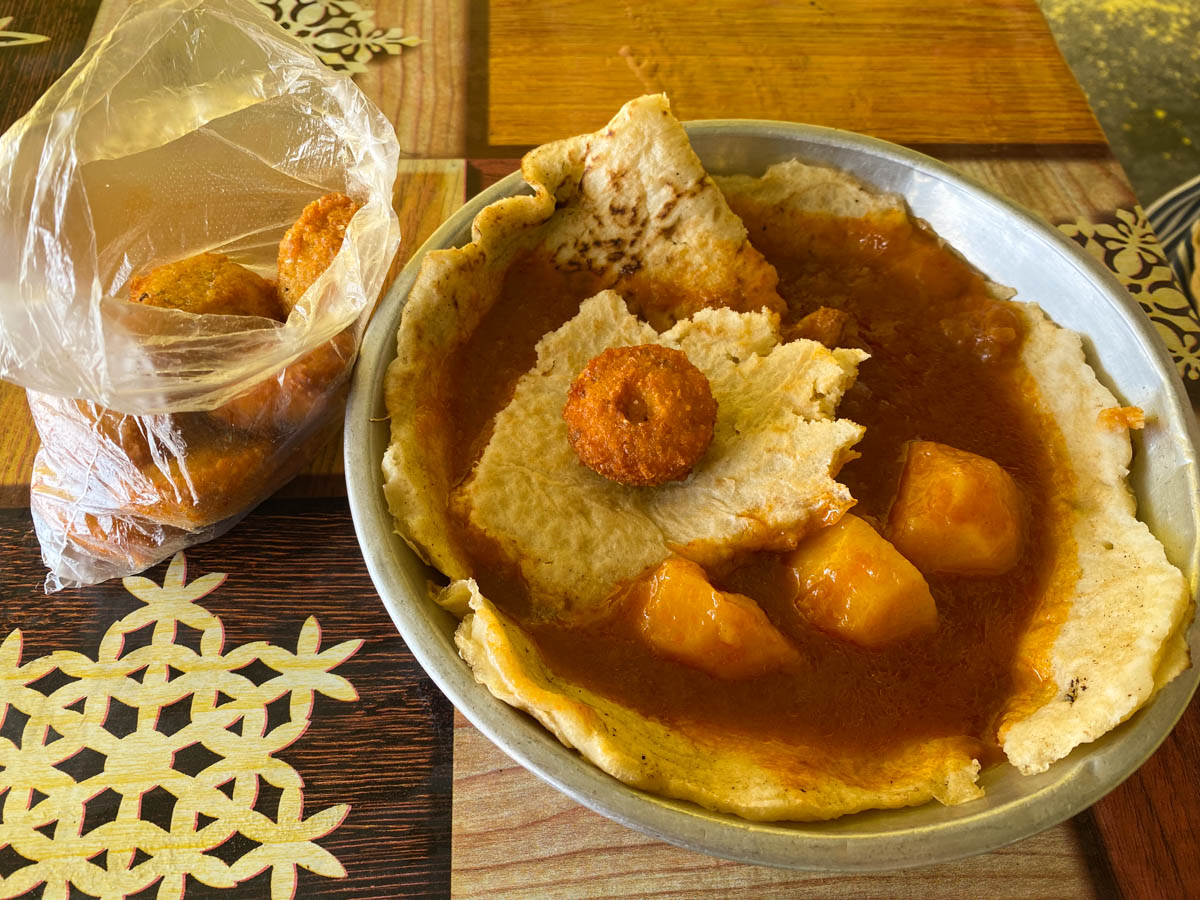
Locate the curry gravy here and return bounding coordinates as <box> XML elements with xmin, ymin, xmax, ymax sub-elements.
<box><xmin>444</xmin><ymin>208</ymin><xmax>1071</xmax><ymax>766</ymax></box>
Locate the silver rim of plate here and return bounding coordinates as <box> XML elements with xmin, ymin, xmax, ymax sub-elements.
<box><xmin>345</xmin><ymin>120</ymin><xmax>1200</xmax><ymax>871</ymax></box>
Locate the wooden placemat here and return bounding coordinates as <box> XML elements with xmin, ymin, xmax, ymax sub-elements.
<box><xmin>450</xmin><ymin>711</ymin><xmax>1109</xmax><ymax>899</ymax></box>
<box><xmin>0</xmin><ymin>501</ymin><xmax>454</xmax><ymax>898</ymax></box>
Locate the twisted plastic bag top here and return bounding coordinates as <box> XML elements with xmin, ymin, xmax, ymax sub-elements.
<box><xmin>0</xmin><ymin>0</ymin><xmax>400</xmax><ymax>414</ymax></box>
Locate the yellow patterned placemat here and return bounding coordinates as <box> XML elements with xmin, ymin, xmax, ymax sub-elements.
<box><xmin>253</xmin><ymin>0</ymin><xmax>420</xmax><ymax>72</ymax></box>
<box><xmin>0</xmin><ymin>553</ymin><xmax>360</xmax><ymax>900</ymax></box>
<box><xmin>1059</xmin><ymin>206</ymin><xmax>1200</xmax><ymax>381</ymax></box>
<box><xmin>0</xmin><ymin>15</ymin><xmax>48</xmax><ymax>47</ymax></box>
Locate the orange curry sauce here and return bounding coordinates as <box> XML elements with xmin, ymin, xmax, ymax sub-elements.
<box><xmin>444</xmin><ymin>208</ymin><xmax>1070</xmax><ymax>768</ymax></box>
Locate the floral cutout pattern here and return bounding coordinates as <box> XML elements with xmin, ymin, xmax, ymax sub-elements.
<box><xmin>0</xmin><ymin>16</ymin><xmax>49</xmax><ymax>48</ymax></box>
<box><xmin>255</xmin><ymin>0</ymin><xmax>421</xmax><ymax>73</ymax></box>
<box><xmin>0</xmin><ymin>553</ymin><xmax>361</xmax><ymax>900</ymax></box>
<box><xmin>1058</xmin><ymin>207</ymin><xmax>1200</xmax><ymax>381</ymax></box>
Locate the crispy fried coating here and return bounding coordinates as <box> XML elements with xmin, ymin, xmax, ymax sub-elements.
<box><xmin>206</xmin><ymin>329</ymin><xmax>356</xmax><ymax>433</ymax></box>
<box><xmin>133</xmin><ymin>438</ymin><xmax>277</xmax><ymax>527</ymax></box>
<box><xmin>563</xmin><ymin>344</ymin><xmax>717</xmax><ymax>486</ymax></box>
<box><xmin>789</xmin><ymin>306</ymin><xmax>851</xmax><ymax>348</ymax></box>
<box><xmin>211</xmin><ymin>194</ymin><xmax>360</xmax><ymax>434</ymax></box>
<box><xmin>128</xmin><ymin>252</ymin><xmax>286</xmax><ymax>320</ymax></box>
<box><xmin>209</xmin><ymin>193</ymin><xmax>362</xmax><ymax>433</ymax></box>
<box><xmin>277</xmin><ymin>192</ymin><xmax>361</xmax><ymax>311</ymax></box>
<box><xmin>1098</xmin><ymin>405</ymin><xmax>1145</xmax><ymax>431</ymax></box>
<box><xmin>71</xmin><ymin>400</ymin><xmax>154</xmax><ymax>468</ymax></box>
<box><xmin>30</xmin><ymin>481</ymin><xmax>185</xmax><ymax>572</ymax></box>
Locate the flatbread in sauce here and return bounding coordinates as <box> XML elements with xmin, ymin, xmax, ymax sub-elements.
<box><xmin>383</xmin><ymin>96</ymin><xmax>1190</xmax><ymax>820</ymax></box>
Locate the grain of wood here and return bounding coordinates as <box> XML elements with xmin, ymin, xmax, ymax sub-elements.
<box><xmin>0</xmin><ymin>383</ymin><xmax>38</xmax><ymax>507</ymax></box>
<box><xmin>0</xmin><ymin>501</ymin><xmax>455</xmax><ymax>897</ymax></box>
<box><xmin>0</xmin><ymin>0</ymin><xmax>100</xmax><ymax>132</ymax></box>
<box><xmin>354</xmin><ymin>0</ymin><xmax>469</xmax><ymax>157</ymax></box>
<box><xmin>945</xmin><ymin>156</ymin><xmax>1136</xmax><ymax>223</ymax></box>
<box><xmin>451</xmin><ymin>713</ymin><xmax>1102</xmax><ymax>899</ymax></box>
<box><xmin>392</xmin><ymin>158</ymin><xmax>469</xmax><ymax>271</ymax></box>
<box><xmin>91</xmin><ymin>0</ymin><xmax>469</xmax><ymax>158</ymax></box>
<box><xmin>486</xmin><ymin>0</ymin><xmax>1105</xmax><ymax>148</ymax></box>
<box><xmin>1089</xmin><ymin>694</ymin><xmax>1200</xmax><ymax>900</ymax></box>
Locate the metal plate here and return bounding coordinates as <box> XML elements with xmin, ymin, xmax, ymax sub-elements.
<box><xmin>345</xmin><ymin>121</ymin><xmax>1200</xmax><ymax>870</ymax></box>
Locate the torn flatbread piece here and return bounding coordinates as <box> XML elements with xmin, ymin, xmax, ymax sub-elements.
<box><xmin>996</xmin><ymin>305</ymin><xmax>1191</xmax><ymax>773</ymax></box>
<box><xmin>456</xmin><ymin>291</ymin><xmax>865</xmax><ymax>620</ymax></box>
<box><xmin>383</xmin><ymin>99</ymin><xmax>1192</xmax><ymax>825</ymax></box>
<box><xmin>716</xmin><ymin>159</ymin><xmax>1190</xmax><ymax>776</ymax></box>
<box><xmin>716</xmin><ymin>158</ymin><xmax>904</xmax><ymax>220</ymax></box>
<box><xmin>384</xmin><ymin>94</ymin><xmax>784</xmax><ymax>585</ymax></box>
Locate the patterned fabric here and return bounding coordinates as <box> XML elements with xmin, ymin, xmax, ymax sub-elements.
<box><xmin>0</xmin><ymin>554</ymin><xmax>359</xmax><ymax>900</ymax></box>
<box><xmin>1059</xmin><ymin>207</ymin><xmax>1200</xmax><ymax>381</ymax></box>
<box><xmin>254</xmin><ymin>0</ymin><xmax>421</xmax><ymax>73</ymax></box>
<box><xmin>1146</xmin><ymin>173</ymin><xmax>1200</xmax><ymax>309</ymax></box>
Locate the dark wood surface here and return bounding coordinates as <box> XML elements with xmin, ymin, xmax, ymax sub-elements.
<box><xmin>0</xmin><ymin>501</ymin><xmax>454</xmax><ymax>899</ymax></box>
<box><xmin>0</xmin><ymin>0</ymin><xmax>101</xmax><ymax>134</ymax></box>
<box><xmin>1091</xmin><ymin>693</ymin><xmax>1200</xmax><ymax>898</ymax></box>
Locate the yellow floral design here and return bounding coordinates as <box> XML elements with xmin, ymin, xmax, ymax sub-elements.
<box><xmin>1059</xmin><ymin>206</ymin><xmax>1200</xmax><ymax>380</ymax></box>
<box><xmin>1092</xmin><ymin>208</ymin><xmax>1167</xmax><ymax>277</ymax></box>
<box><xmin>255</xmin><ymin>0</ymin><xmax>421</xmax><ymax>73</ymax></box>
<box><xmin>0</xmin><ymin>16</ymin><xmax>49</xmax><ymax>48</ymax></box>
<box><xmin>0</xmin><ymin>553</ymin><xmax>360</xmax><ymax>900</ymax></box>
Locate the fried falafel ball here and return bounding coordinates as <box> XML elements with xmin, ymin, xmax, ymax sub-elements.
<box><xmin>277</xmin><ymin>192</ymin><xmax>362</xmax><ymax>311</ymax></box>
<box><xmin>29</xmin><ymin>480</ymin><xmax>186</xmax><ymax>576</ymax></box>
<box><xmin>44</xmin><ymin>197</ymin><xmax>366</xmax><ymax>571</ymax></box>
<box><xmin>125</xmin><ymin>193</ymin><xmax>362</xmax><ymax>436</ymax></box>
<box><xmin>45</xmin><ymin>256</ymin><xmax>284</xmax><ymax>562</ymax></box>
<box><xmin>128</xmin><ymin>252</ymin><xmax>286</xmax><ymax>321</ymax></box>
<box><xmin>209</xmin><ymin>193</ymin><xmax>362</xmax><ymax>433</ymax></box>
<box><xmin>205</xmin><ymin>329</ymin><xmax>356</xmax><ymax>434</ymax></box>
<box><xmin>563</xmin><ymin>344</ymin><xmax>717</xmax><ymax>487</ymax></box>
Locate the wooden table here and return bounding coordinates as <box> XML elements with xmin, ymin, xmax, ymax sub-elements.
<box><xmin>2</xmin><ymin>1</ymin><xmax>1198</xmax><ymax>897</ymax></box>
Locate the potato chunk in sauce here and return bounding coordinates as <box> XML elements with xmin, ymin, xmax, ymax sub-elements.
<box><xmin>632</xmin><ymin>557</ymin><xmax>801</xmax><ymax>679</ymax></box>
<box><xmin>784</xmin><ymin>514</ymin><xmax>938</xmax><ymax>649</ymax></box>
<box><xmin>452</xmin><ymin>207</ymin><xmax>1065</xmax><ymax>781</ymax></box>
<box><xmin>888</xmin><ymin>441</ymin><xmax>1025</xmax><ymax>576</ymax></box>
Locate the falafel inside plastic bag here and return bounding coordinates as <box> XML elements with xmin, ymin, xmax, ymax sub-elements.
<box><xmin>0</xmin><ymin>0</ymin><xmax>401</xmax><ymax>591</ymax></box>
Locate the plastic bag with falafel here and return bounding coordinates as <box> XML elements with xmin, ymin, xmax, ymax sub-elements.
<box><xmin>0</xmin><ymin>0</ymin><xmax>400</xmax><ymax>590</ymax></box>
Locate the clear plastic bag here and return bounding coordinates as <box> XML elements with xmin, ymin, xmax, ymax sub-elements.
<box><xmin>0</xmin><ymin>0</ymin><xmax>401</xmax><ymax>590</ymax></box>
